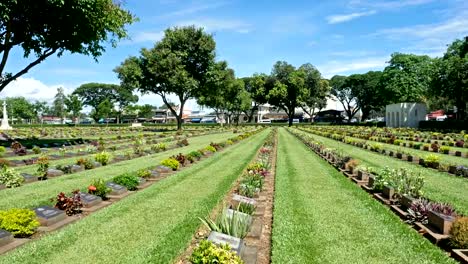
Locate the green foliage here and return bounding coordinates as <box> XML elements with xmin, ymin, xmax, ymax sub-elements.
<box><xmin>450</xmin><ymin>217</ymin><xmax>468</xmax><ymax>248</ymax></box>
<box><xmin>0</xmin><ymin>167</ymin><xmax>24</xmax><ymax>188</ymax></box>
<box><xmin>0</xmin><ymin>208</ymin><xmax>39</xmax><ymax>237</ymax></box>
<box><xmin>190</xmin><ymin>240</ymin><xmax>244</xmax><ymax>264</ymax></box>
<box><xmin>237</xmin><ymin>202</ymin><xmax>255</xmax><ymax>215</ymax></box>
<box><xmin>161</xmin><ymin>158</ymin><xmax>180</xmax><ymax>171</ymax></box>
<box><xmin>201</xmin><ymin>209</ymin><xmax>251</xmax><ymax>239</ymax></box>
<box><xmin>439</xmin><ymin>146</ymin><xmax>450</xmax><ymax>154</ymax></box>
<box><xmin>94</xmin><ymin>151</ymin><xmax>112</xmax><ymax>166</ymax></box>
<box><xmin>113</xmin><ymin>173</ymin><xmax>139</xmax><ymax>191</ymax></box>
<box><xmin>204</xmin><ymin>145</ymin><xmax>217</xmax><ymax>153</ymax></box>
<box><xmin>36</xmin><ymin>155</ymin><xmax>50</xmax><ymax>178</ymax></box>
<box><xmin>136</xmin><ymin>169</ymin><xmax>151</xmax><ymax>179</ymax></box>
<box><xmin>32</xmin><ymin>146</ymin><xmax>41</xmax><ymax>154</ymax></box>
<box><xmin>0</xmin><ymin>0</ymin><xmax>136</xmax><ymax>92</ymax></box>
<box><xmin>115</xmin><ymin>26</ymin><xmax>216</xmax><ymax>130</ymax></box>
<box><xmin>0</xmin><ymin>146</ymin><xmax>5</xmax><ymax>157</ymax></box>
<box><xmin>88</xmin><ymin>178</ymin><xmax>111</xmax><ymax>199</ymax></box>
<box><xmin>424</xmin><ymin>154</ymin><xmax>440</xmax><ymax>166</ymax></box>
<box><xmin>76</xmin><ymin>158</ymin><xmax>95</xmax><ymax>170</ymax></box>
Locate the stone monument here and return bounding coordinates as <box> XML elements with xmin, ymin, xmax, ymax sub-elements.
<box><xmin>0</xmin><ymin>101</ymin><xmax>12</xmax><ymax>130</ymax></box>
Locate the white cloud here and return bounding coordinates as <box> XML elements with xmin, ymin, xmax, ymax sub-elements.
<box><xmin>349</xmin><ymin>0</ymin><xmax>434</xmax><ymax>9</ymax></box>
<box><xmin>176</xmin><ymin>18</ymin><xmax>252</xmax><ymax>33</ymax></box>
<box><xmin>160</xmin><ymin>1</ymin><xmax>228</xmax><ymax>18</ymax></box>
<box><xmin>129</xmin><ymin>31</ymin><xmax>165</xmax><ymax>44</ymax></box>
<box><xmin>330</xmin><ymin>50</ymin><xmax>378</xmax><ymax>57</ymax></box>
<box><xmin>0</xmin><ymin>77</ymin><xmax>69</xmax><ymax>102</ymax></box>
<box><xmin>317</xmin><ymin>56</ymin><xmax>389</xmax><ymax>78</ymax></box>
<box><xmin>326</xmin><ymin>10</ymin><xmax>376</xmax><ymax>24</ymax></box>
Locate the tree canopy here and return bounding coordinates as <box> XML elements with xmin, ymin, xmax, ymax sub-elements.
<box><xmin>115</xmin><ymin>26</ymin><xmax>216</xmax><ymax>130</ymax></box>
<box><xmin>0</xmin><ymin>0</ymin><xmax>136</xmax><ymax>92</ymax></box>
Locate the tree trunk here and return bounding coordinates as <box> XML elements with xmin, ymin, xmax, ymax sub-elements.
<box><xmin>288</xmin><ymin>107</ymin><xmax>295</xmax><ymax>127</ymax></box>
<box><xmin>176</xmin><ymin>116</ymin><xmax>182</xmax><ymax>130</ymax></box>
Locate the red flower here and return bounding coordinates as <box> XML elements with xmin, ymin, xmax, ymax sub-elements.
<box><xmin>88</xmin><ymin>185</ymin><xmax>97</xmax><ymax>192</ymax></box>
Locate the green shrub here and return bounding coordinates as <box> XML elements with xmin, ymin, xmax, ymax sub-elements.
<box><xmin>439</xmin><ymin>146</ymin><xmax>450</xmax><ymax>154</ymax></box>
<box><xmin>393</xmin><ymin>139</ymin><xmax>403</xmax><ymax>146</ymax></box>
<box><xmin>0</xmin><ymin>167</ymin><xmax>24</xmax><ymax>188</ymax></box>
<box><xmin>88</xmin><ymin>178</ymin><xmax>111</xmax><ymax>199</ymax></box>
<box><xmin>0</xmin><ymin>208</ymin><xmax>40</xmax><ymax>237</ymax></box>
<box><xmin>94</xmin><ymin>151</ymin><xmax>112</xmax><ymax>166</ymax></box>
<box><xmin>160</xmin><ymin>158</ymin><xmax>179</xmax><ymax>171</ymax></box>
<box><xmin>136</xmin><ymin>169</ymin><xmax>151</xmax><ymax>179</ymax></box>
<box><xmin>190</xmin><ymin>240</ymin><xmax>243</xmax><ymax>264</ymax></box>
<box><xmin>76</xmin><ymin>158</ymin><xmax>94</xmax><ymax>170</ymax></box>
<box><xmin>204</xmin><ymin>145</ymin><xmax>217</xmax><ymax>153</ymax></box>
<box><xmin>450</xmin><ymin>217</ymin><xmax>468</xmax><ymax>248</ymax></box>
<box><xmin>113</xmin><ymin>173</ymin><xmax>139</xmax><ymax>191</ymax></box>
<box><xmin>0</xmin><ymin>146</ymin><xmax>5</xmax><ymax>157</ymax></box>
<box><xmin>424</xmin><ymin>154</ymin><xmax>440</xmax><ymax>166</ymax></box>
<box><xmin>36</xmin><ymin>155</ymin><xmax>50</xmax><ymax>178</ymax></box>
<box><xmin>188</xmin><ymin>151</ymin><xmax>202</xmax><ymax>160</ymax></box>
<box><xmin>32</xmin><ymin>146</ymin><xmax>41</xmax><ymax>154</ymax></box>
<box><xmin>237</xmin><ymin>202</ymin><xmax>255</xmax><ymax>215</ymax></box>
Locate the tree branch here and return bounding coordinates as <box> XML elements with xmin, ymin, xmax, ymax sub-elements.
<box><xmin>0</xmin><ymin>48</ymin><xmax>57</xmax><ymax>92</ymax></box>
<box><xmin>0</xmin><ymin>19</ymin><xmax>12</xmax><ymax>75</ymax></box>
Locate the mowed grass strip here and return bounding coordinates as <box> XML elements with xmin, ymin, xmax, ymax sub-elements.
<box><xmin>296</xmin><ymin>128</ymin><xmax>468</xmax><ymax>215</ymax></box>
<box><xmin>0</xmin><ymin>132</ymin><xmax>235</xmax><ymax>210</ymax></box>
<box><xmin>271</xmin><ymin>128</ymin><xmax>455</xmax><ymax>264</ymax></box>
<box><xmin>0</xmin><ymin>129</ymin><xmax>270</xmax><ymax>264</ymax></box>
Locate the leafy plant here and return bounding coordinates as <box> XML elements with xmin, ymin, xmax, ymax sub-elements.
<box><xmin>201</xmin><ymin>209</ymin><xmax>251</xmax><ymax>239</ymax></box>
<box><xmin>171</xmin><ymin>153</ymin><xmax>186</xmax><ymax>166</ymax></box>
<box><xmin>0</xmin><ymin>158</ymin><xmax>11</xmax><ymax>168</ymax></box>
<box><xmin>406</xmin><ymin>199</ymin><xmax>457</xmax><ymax>225</ymax></box>
<box><xmin>56</xmin><ymin>164</ymin><xmax>72</xmax><ymax>174</ymax></box>
<box><xmin>188</xmin><ymin>151</ymin><xmax>202</xmax><ymax>160</ymax></box>
<box><xmin>76</xmin><ymin>158</ymin><xmax>94</xmax><ymax>170</ymax></box>
<box><xmin>11</xmin><ymin>141</ymin><xmax>27</xmax><ymax>156</ymax></box>
<box><xmin>53</xmin><ymin>190</ymin><xmax>83</xmax><ymax>216</ymax></box>
<box><xmin>0</xmin><ymin>208</ymin><xmax>40</xmax><ymax>237</ymax></box>
<box><xmin>113</xmin><ymin>173</ymin><xmax>139</xmax><ymax>191</ymax></box>
<box><xmin>237</xmin><ymin>202</ymin><xmax>255</xmax><ymax>215</ymax></box>
<box><xmin>0</xmin><ymin>167</ymin><xmax>24</xmax><ymax>188</ymax></box>
<box><xmin>0</xmin><ymin>146</ymin><xmax>5</xmax><ymax>157</ymax></box>
<box><xmin>204</xmin><ymin>145</ymin><xmax>217</xmax><ymax>153</ymax></box>
<box><xmin>136</xmin><ymin>169</ymin><xmax>151</xmax><ymax>179</ymax></box>
<box><xmin>190</xmin><ymin>240</ymin><xmax>243</xmax><ymax>264</ymax></box>
<box><xmin>36</xmin><ymin>155</ymin><xmax>50</xmax><ymax>179</ymax></box>
<box><xmin>450</xmin><ymin>217</ymin><xmax>468</xmax><ymax>249</ymax></box>
<box><xmin>94</xmin><ymin>151</ymin><xmax>112</xmax><ymax>166</ymax></box>
<box><xmin>32</xmin><ymin>146</ymin><xmax>42</xmax><ymax>154</ymax></box>
<box><xmin>439</xmin><ymin>146</ymin><xmax>450</xmax><ymax>154</ymax></box>
<box><xmin>176</xmin><ymin>138</ymin><xmax>189</xmax><ymax>147</ymax></box>
<box><xmin>88</xmin><ymin>178</ymin><xmax>111</xmax><ymax>200</ymax></box>
<box><xmin>424</xmin><ymin>154</ymin><xmax>440</xmax><ymax>167</ymax></box>
<box><xmin>160</xmin><ymin>158</ymin><xmax>180</xmax><ymax>171</ymax></box>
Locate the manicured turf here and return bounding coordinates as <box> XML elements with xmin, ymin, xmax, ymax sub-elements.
<box><xmin>0</xmin><ymin>129</ymin><xmax>269</xmax><ymax>264</ymax></box>
<box><xmin>295</xmin><ymin>128</ymin><xmax>468</xmax><ymax>216</ymax></box>
<box><xmin>331</xmin><ymin>133</ymin><xmax>468</xmax><ymax>167</ymax></box>
<box><xmin>271</xmin><ymin>128</ymin><xmax>455</xmax><ymax>264</ymax></box>
<box><xmin>0</xmin><ymin>131</ymin><xmax>236</xmax><ymax>210</ymax></box>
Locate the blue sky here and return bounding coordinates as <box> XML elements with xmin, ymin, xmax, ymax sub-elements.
<box><xmin>2</xmin><ymin>0</ymin><xmax>468</xmax><ymax>110</ymax></box>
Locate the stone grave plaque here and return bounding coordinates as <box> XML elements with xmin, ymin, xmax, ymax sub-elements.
<box><xmin>20</xmin><ymin>173</ymin><xmax>37</xmax><ymax>183</ymax></box>
<box><xmin>34</xmin><ymin>206</ymin><xmax>66</xmax><ymax>226</ymax></box>
<box><xmin>232</xmin><ymin>194</ymin><xmax>256</xmax><ymax>208</ymax></box>
<box><xmin>226</xmin><ymin>209</ymin><xmax>252</xmax><ymax>225</ymax></box>
<box><xmin>47</xmin><ymin>169</ymin><xmax>64</xmax><ymax>177</ymax></box>
<box><xmin>150</xmin><ymin>170</ymin><xmax>160</xmax><ymax>178</ymax></box>
<box><xmin>106</xmin><ymin>182</ymin><xmax>127</xmax><ymax>195</ymax></box>
<box><xmin>208</xmin><ymin>231</ymin><xmax>244</xmax><ymax>255</ymax></box>
<box><xmin>156</xmin><ymin>165</ymin><xmax>171</xmax><ymax>173</ymax></box>
<box><xmin>49</xmin><ymin>154</ymin><xmax>62</xmax><ymax>160</ymax></box>
<box><xmin>93</xmin><ymin>162</ymin><xmax>102</xmax><ymax>168</ymax></box>
<box><xmin>79</xmin><ymin>192</ymin><xmax>102</xmax><ymax>208</ymax></box>
<box><xmin>0</xmin><ymin>229</ymin><xmax>13</xmax><ymax>247</ymax></box>
<box><xmin>70</xmin><ymin>165</ymin><xmax>84</xmax><ymax>173</ymax></box>
<box><xmin>138</xmin><ymin>177</ymin><xmax>146</xmax><ymax>185</ymax></box>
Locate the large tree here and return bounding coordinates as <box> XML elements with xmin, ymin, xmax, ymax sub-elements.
<box><xmin>64</xmin><ymin>94</ymin><xmax>83</xmax><ymax>123</ymax></box>
<box><xmin>267</xmin><ymin>61</ymin><xmax>307</xmax><ymax>127</ymax></box>
<box><xmin>1</xmin><ymin>97</ymin><xmax>35</xmax><ymax>122</ymax></box>
<box><xmin>330</xmin><ymin>75</ymin><xmax>358</xmax><ymax>122</ymax></box>
<box><xmin>430</xmin><ymin>37</ymin><xmax>468</xmax><ymax>120</ymax></box>
<box><xmin>380</xmin><ymin>53</ymin><xmax>435</xmax><ymax>103</ymax></box>
<box><xmin>52</xmin><ymin>87</ymin><xmax>66</xmax><ymax>122</ymax></box>
<box><xmin>344</xmin><ymin>71</ymin><xmax>385</xmax><ymax>121</ymax></box>
<box><xmin>73</xmin><ymin>83</ymin><xmax>137</xmax><ymax>122</ymax></box>
<box><xmin>0</xmin><ymin>0</ymin><xmax>135</xmax><ymax>92</ymax></box>
<box><xmin>115</xmin><ymin>26</ymin><xmax>216</xmax><ymax>130</ymax></box>
<box><xmin>242</xmin><ymin>74</ymin><xmax>269</xmax><ymax>123</ymax></box>
<box><xmin>297</xmin><ymin>63</ymin><xmax>328</xmax><ymax>122</ymax></box>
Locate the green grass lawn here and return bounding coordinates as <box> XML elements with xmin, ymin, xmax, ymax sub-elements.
<box><xmin>271</xmin><ymin>128</ymin><xmax>455</xmax><ymax>264</ymax></box>
<box><xmin>0</xmin><ymin>129</ymin><xmax>269</xmax><ymax>264</ymax></box>
<box><xmin>327</xmin><ymin>132</ymin><xmax>468</xmax><ymax>167</ymax></box>
<box><xmin>295</xmin><ymin>128</ymin><xmax>468</xmax><ymax>216</ymax></box>
<box><xmin>0</xmin><ymin>131</ymin><xmax>236</xmax><ymax>210</ymax></box>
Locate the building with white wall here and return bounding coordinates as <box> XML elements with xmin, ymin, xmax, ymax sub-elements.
<box><xmin>385</xmin><ymin>103</ymin><xmax>427</xmax><ymax>128</ymax></box>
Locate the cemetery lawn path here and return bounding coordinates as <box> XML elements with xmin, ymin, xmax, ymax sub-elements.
<box><xmin>270</xmin><ymin>128</ymin><xmax>455</xmax><ymax>264</ymax></box>
<box><xmin>0</xmin><ymin>129</ymin><xmax>269</xmax><ymax>264</ymax></box>
<box><xmin>0</xmin><ymin>131</ymin><xmax>235</xmax><ymax>210</ymax></box>
<box><xmin>297</xmin><ymin>129</ymin><xmax>468</xmax><ymax>215</ymax></box>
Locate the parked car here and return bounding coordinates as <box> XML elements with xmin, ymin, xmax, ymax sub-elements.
<box><xmin>258</xmin><ymin>119</ymin><xmax>271</xmax><ymax>123</ymax></box>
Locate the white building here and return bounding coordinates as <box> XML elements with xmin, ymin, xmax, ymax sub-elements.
<box><xmin>385</xmin><ymin>103</ymin><xmax>427</xmax><ymax>128</ymax></box>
